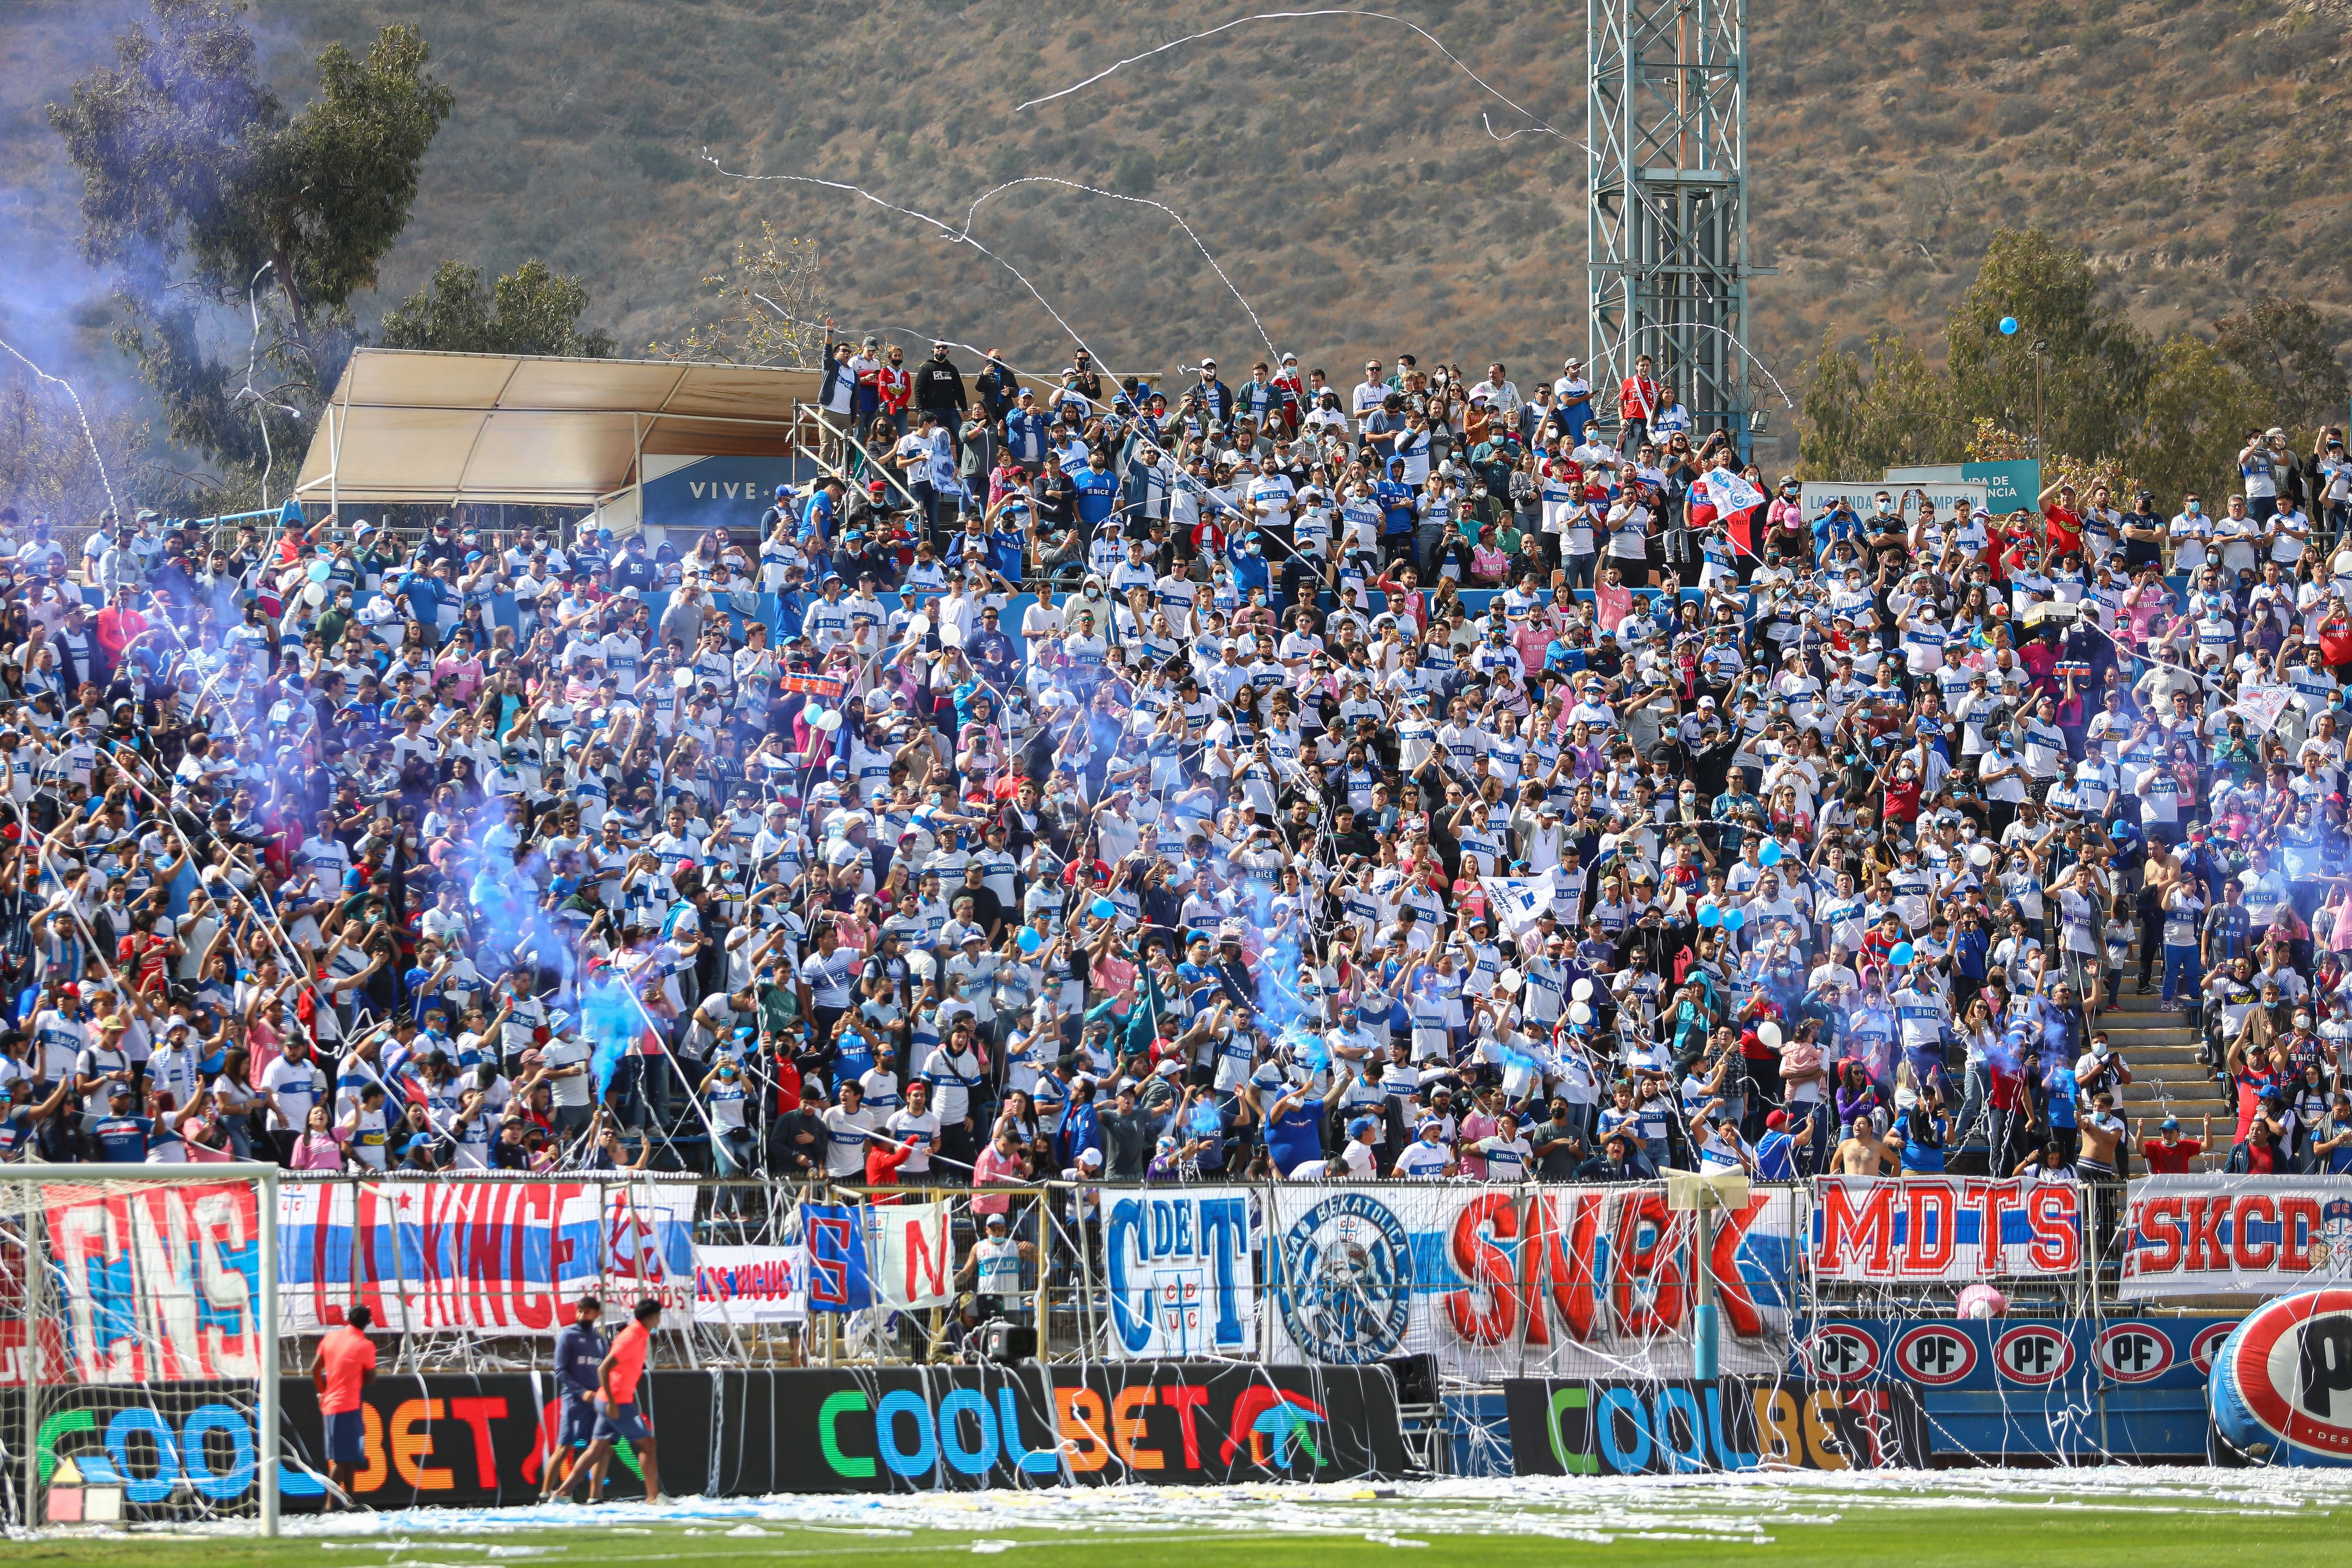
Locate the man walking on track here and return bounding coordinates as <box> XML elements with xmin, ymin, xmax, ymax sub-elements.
<box><xmin>571</xmin><ymin>1297</ymin><xmax>667</xmax><ymax>1505</ymax></box>
<box><xmin>308</xmin><ymin>1305</ymin><xmax>376</xmax><ymax>1509</ymax></box>
<box><xmin>540</xmin><ymin>1295</ymin><xmax>607</xmax><ymax>1503</ymax></box>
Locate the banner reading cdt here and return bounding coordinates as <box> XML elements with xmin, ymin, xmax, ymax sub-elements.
<box><xmin>1102</xmin><ymin>1187</ymin><xmax>1258</xmax><ymax>1359</ymax></box>
<box><xmin>277</xmin><ymin>1179</ymin><xmax>697</xmax><ymax>1334</ymax></box>
<box><xmin>2121</xmin><ymin>1174</ymin><xmax>2352</xmax><ymax>1300</ymax></box>
<box><xmin>1263</xmin><ymin>1183</ymin><xmax>1796</xmax><ymax>1380</ymax></box>
<box><xmin>1811</xmin><ymin>1176</ymin><xmax>2081</xmax><ymax>1281</ymax></box>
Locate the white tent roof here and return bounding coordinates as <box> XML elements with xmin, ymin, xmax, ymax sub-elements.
<box><xmin>293</xmin><ymin>349</ymin><xmax>820</xmax><ymax>508</ymax></box>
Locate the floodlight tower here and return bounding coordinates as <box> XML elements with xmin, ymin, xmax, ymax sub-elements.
<box><xmin>1587</xmin><ymin>0</ymin><xmax>1755</xmax><ymax>454</ymax></box>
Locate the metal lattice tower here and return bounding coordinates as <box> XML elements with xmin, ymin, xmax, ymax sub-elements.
<box><xmin>1588</xmin><ymin>0</ymin><xmax>1753</xmax><ymax>449</ymax></box>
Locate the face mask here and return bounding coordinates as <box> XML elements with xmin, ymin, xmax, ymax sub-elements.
<box><xmin>2186</xmin><ymin>501</ymin><xmax>2201</xmax><ymax>514</ymax></box>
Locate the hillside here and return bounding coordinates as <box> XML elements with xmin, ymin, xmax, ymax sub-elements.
<box><xmin>4</xmin><ymin>0</ymin><xmax>2351</xmax><ymax>476</ymax></box>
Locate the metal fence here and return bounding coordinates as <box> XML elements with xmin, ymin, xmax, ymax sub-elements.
<box><xmin>233</xmin><ymin>1172</ymin><xmax>2166</xmax><ymax>1383</ymax></box>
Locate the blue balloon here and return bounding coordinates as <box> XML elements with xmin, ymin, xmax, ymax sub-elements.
<box><xmin>1091</xmin><ymin>898</ymin><xmax>1116</xmax><ymax>919</ymax></box>
<box><xmin>1720</xmin><ymin>907</ymin><xmax>1746</xmax><ymax>932</ymax></box>
<box><xmin>1697</xmin><ymin>905</ymin><xmax>1722</xmax><ymax>929</ymax></box>
<box><xmin>1999</xmin><ymin>315</ymin><xmax>2020</xmax><ymax>336</ymax></box>
<box><xmin>1890</xmin><ymin>942</ymin><xmax>1915</xmax><ymax>967</ymax></box>
<box><xmin>307</xmin><ymin>560</ymin><xmax>331</xmax><ymax>583</ymax></box>
<box><xmin>1017</xmin><ymin>928</ymin><xmax>1042</xmax><ymax>954</ymax></box>
<box><xmin>1758</xmin><ymin>839</ymin><xmax>1783</xmax><ymax>868</ymax></box>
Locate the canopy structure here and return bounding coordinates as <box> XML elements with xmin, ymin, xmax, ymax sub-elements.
<box><xmin>292</xmin><ymin>348</ymin><xmax>822</xmax><ymax>511</ymax></box>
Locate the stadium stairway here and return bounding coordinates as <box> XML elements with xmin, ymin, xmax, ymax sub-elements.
<box><xmin>2098</xmin><ymin>986</ymin><xmax>2230</xmax><ymax>1139</ymax></box>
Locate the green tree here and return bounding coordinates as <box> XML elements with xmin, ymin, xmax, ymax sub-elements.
<box><xmin>2213</xmin><ymin>294</ymin><xmax>2350</xmax><ymax>440</ymax></box>
<box><xmin>1796</xmin><ymin>329</ymin><xmax>1966</xmax><ymax>479</ymax></box>
<box><xmin>2124</xmin><ymin>334</ymin><xmax>2273</xmax><ymax>510</ymax></box>
<box><xmin>49</xmin><ymin>0</ymin><xmax>453</xmax><ymax>482</ymax></box>
<box><xmin>1946</xmin><ymin>228</ymin><xmax>2149</xmax><ymax>464</ymax></box>
<box><xmin>379</xmin><ymin>260</ymin><xmax>617</xmax><ymax>358</ymax></box>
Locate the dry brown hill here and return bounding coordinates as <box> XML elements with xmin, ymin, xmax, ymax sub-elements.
<box><xmin>5</xmin><ymin>0</ymin><xmax>2350</xmax><ymax>471</ymax></box>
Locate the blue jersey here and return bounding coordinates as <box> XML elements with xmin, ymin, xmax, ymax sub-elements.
<box><xmin>1071</xmin><ymin>465</ymin><xmax>1120</xmax><ymax>529</ymax></box>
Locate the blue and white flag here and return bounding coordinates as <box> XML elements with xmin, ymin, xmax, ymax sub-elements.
<box><xmin>1700</xmin><ymin>469</ymin><xmax>1767</xmax><ymax>514</ymax></box>
<box><xmin>1480</xmin><ymin>876</ymin><xmax>1555</xmax><ymax>933</ymax></box>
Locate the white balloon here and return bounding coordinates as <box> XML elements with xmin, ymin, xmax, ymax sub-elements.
<box><xmin>1969</xmin><ymin>843</ymin><xmax>1995</xmax><ymax>868</ymax></box>
<box><xmin>906</xmin><ymin>612</ymin><xmax>932</xmax><ymax>638</ymax></box>
<box><xmin>1568</xmin><ymin>1001</ymin><xmax>1593</xmax><ymax>1026</ymax></box>
<box><xmin>812</xmin><ymin>708</ymin><xmax>843</xmax><ymax>732</ymax></box>
<box><xmin>939</xmin><ymin>620</ymin><xmax>966</xmax><ymax>647</ymax></box>
<box><xmin>1758</xmin><ymin>1020</ymin><xmax>1784</xmax><ymax>1049</ymax></box>
<box><xmin>1496</xmin><ymin>966</ymin><xmax>1524</xmax><ymax>993</ymax></box>
<box><xmin>1571</xmin><ymin>979</ymin><xmax>1594</xmax><ymax>1002</ymax></box>
<box><xmin>673</xmin><ymin>667</ymin><xmax>696</xmax><ymax>690</ymax></box>
<box><xmin>300</xmin><ymin>581</ymin><xmax>326</xmax><ymax>607</ymax></box>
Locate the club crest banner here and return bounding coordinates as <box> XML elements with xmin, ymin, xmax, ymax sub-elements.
<box><xmin>1263</xmin><ymin>1183</ymin><xmax>1796</xmax><ymax>1380</ymax></box>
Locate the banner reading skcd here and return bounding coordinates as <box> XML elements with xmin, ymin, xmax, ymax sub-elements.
<box><xmin>278</xmin><ymin>1179</ymin><xmax>697</xmax><ymax>1335</ymax></box>
<box><xmin>41</xmin><ymin>1179</ymin><xmax>266</xmax><ymax>1384</ymax></box>
<box><xmin>1264</xmin><ymin>1183</ymin><xmax>1796</xmax><ymax>1381</ymax></box>
<box><xmin>1102</xmin><ymin>1186</ymin><xmax>1258</xmax><ymax>1359</ymax></box>
<box><xmin>1502</xmin><ymin>1377</ymin><xmax>1928</xmax><ymax>1476</ymax></box>
<box><xmin>1811</xmin><ymin>1176</ymin><xmax>2081</xmax><ymax>1281</ymax></box>
<box><xmin>2122</xmin><ymin>1174</ymin><xmax>2352</xmax><ymax>1300</ymax></box>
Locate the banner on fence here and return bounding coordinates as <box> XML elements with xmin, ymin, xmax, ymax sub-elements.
<box><xmin>693</xmin><ymin>1246</ymin><xmax>806</xmax><ymax>1325</ymax></box>
<box><xmin>1810</xmin><ymin>1177</ymin><xmax>2082</xmax><ymax>1281</ymax></box>
<box><xmin>1503</xmin><ymin>1377</ymin><xmax>1929</xmax><ymax>1475</ymax></box>
<box><xmin>801</xmin><ymin>1202</ymin><xmax>874</xmax><ymax>1313</ymax></box>
<box><xmin>1262</xmin><ymin>1183</ymin><xmax>1796</xmax><ymax>1381</ymax></box>
<box><xmin>41</xmin><ymin>1179</ymin><xmax>267</xmax><ymax>1383</ymax></box>
<box><xmin>1796</xmin><ymin>1314</ymin><xmax>2238</xmax><ymax>1391</ymax></box>
<box><xmin>2121</xmin><ymin>1174</ymin><xmax>2352</xmax><ymax>1300</ymax></box>
<box><xmin>277</xmin><ymin>1180</ymin><xmax>697</xmax><ymax>1335</ymax></box>
<box><xmin>870</xmin><ymin>1201</ymin><xmax>957</xmax><ymax>1312</ymax></box>
<box><xmin>1103</xmin><ymin>1187</ymin><xmax>1258</xmax><ymax>1359</ymax></box>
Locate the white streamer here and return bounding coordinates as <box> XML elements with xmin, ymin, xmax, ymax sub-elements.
<box><xmin>954</xmin><ymin>177</ymin><xmax>1283</xmax><ymax>368</ymax></box>
<box><xmin>0</xmin><ymin>332</ymin><xmax>121</xmax><ymax>523</ymax></box>
<box><xmin>1015</xmin><ymin>9</ymin><xmax>1572</xmax><ymax>147</ymax></box>
<box><xmin>700</xmin><ymin>153</ymin><xmax>1122</xmax><ymax>388</ymax></box>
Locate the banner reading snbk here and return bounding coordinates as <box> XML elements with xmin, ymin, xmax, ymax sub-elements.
<box><xmin>2122</xmin><ymin>1174</ymin><xmax>2352</xmax><ymax>1300</ymax></box>
<box><xmin>278</xmin><ymin>1179</ymin><xmax>698</xmax><ymax>1334</ymax></box>
<box><xmin>1264</xmin><ymin>1183</ymin><xmax>1797</xmax><ymax>1381</ymax></box>
<box><xmin>40</xmin><ymin>1179</ymin><xmax>267</xmax><ymax>1384</ymax></box>
<box><xmin>1811</xmin><ymin>1176</ymin><xmax>2082</xmax><ymax>1281</ymax></box>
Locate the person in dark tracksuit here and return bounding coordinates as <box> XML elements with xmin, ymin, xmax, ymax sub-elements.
<box><xmin>539</xmin><ymin>1295</ymin><xmax>606</xmax><ymax>1502</ymax></box>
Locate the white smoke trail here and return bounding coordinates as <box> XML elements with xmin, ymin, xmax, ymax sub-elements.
<box><xmin>954</xmin><ymin>176</ymin><xmax>1282</xmax><ymax>366</ymax></box>
<box><xmin>1620</xmin><ymin>321</ymin><xmax>1797</xmax><ymax>411</ymax></box>
<box><xmin>230</xmin><ymin>262</ymin><xmax>308</xmax><ymax>510</ymax></box>
<box><xmin>700</xmin><ymin>152</ymin><xmax>1125</xmax><ymax>386</ymax></box>
<box><xmin>0</xmin><ymin>333</ymin><xmax>121</xmax><ymax>523</ymax></box>
<box><xmin>1014</xmin><ymin>9</ymin><xmax>1574</xmax><ymax>147</ymax></box>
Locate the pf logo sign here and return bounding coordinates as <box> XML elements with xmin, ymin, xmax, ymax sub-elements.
<box><xmin>2212</xmin><ymin>1289</ymin><xmax>2352</xmax><ymax>1461</ymax></box>
<box><xmin>1994</xmin><ymin>1324</ymin><xmax>2075</xmax><ymax>1386</ymax></box>
<box><xmin>2093</xmin><ymin>1323</ymin><xmax>2176</xmax><ymax>1385</ymax></box>
<box><xmin>1892</xmin><ymin>1324</ymin><xmax>1979</xmax><ymax>1387</ymax></box>
<box><xmin>1800</xmin><ymin>1324</ymin><xmax>1880</xmax><ymax>1382</ymax></box>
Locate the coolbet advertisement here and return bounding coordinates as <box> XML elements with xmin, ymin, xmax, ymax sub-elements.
<box><xmin>1502</xmin><ymin>1377</ymin><xmax>1929</xmax><ymax>1475</ymax></box>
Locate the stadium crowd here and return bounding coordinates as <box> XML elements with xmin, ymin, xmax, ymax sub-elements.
<box><xmin>2</xmin><ymin>336</ymin><xmax>2352</xmax><ymax>1196</ymax></box>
